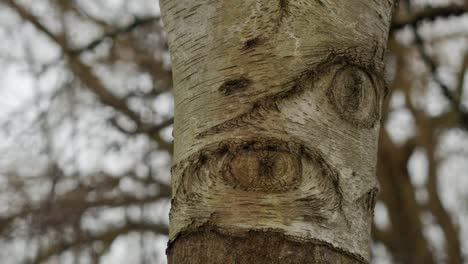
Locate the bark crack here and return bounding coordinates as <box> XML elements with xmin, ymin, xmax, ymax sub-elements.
<box><xmin>278</xmin><ymin>0</ymin><xmax>289</xmax><ymax>25</ymax></box>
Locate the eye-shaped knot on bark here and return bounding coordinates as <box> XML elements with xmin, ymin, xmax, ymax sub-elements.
<box><xmin>171</xmin><ymin>137</ymin><xmax>349</xmax><ymax>234</ymax></box>
<box><xmin>327</xmin><ymin>66</ymin><xmax>382</xmax><ymax>129</ymax></box>
<box><xmin>258</xmin><ymin>154</ymin><xmax>275</xmax><ymax>177</ymax></box>
<box><xmin>342</xmin><ymin>71</ymin><xmax>364</xmax><ymax>112</ymax></box>
<box><xmin>224</xmin><ymin>147</ymin><xmax>301</xmax><ymax>192</ymax></box>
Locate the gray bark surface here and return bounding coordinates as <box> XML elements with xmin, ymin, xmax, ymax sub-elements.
<box><xmin>160</xmin><ymin>0</ymin><xmax>394</xmax><ymax>262</ymax></box>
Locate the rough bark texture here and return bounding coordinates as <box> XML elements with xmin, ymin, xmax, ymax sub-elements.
<box><xmin>168</xmin><ymin>230</ymin><xmax>362</xmax><ymax>264</ymax></box>
<box><xmin>160</xmin><ymin>0</ymin><xmax>394</xmax><ymax>262</ymax></box>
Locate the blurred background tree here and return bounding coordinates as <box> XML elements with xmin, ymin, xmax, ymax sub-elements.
<box><xmin>0</xmin><ymin>0</ymin><xmax>466</xmax><ymax>263</ymax></box>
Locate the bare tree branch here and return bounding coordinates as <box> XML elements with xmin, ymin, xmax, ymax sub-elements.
<box><xmin>412</xmin><ymin>27</ymin><xmax>468</xmax><ymax>130</ymax></box>
<box><xmin>413</xmin><ymin>108</ymin><xmax>464</xmax><ymax>264</ymax></box>
<box><xmin>391</xmin><ymin>4</ymin><xmax>467</xmax><ymax>31</ymax></box>
<box><xmin>34</xmin><ymin>221</ymin><xmax>168</xmax><ymax>263</ymax></box>
<box><xmin>70</xmin><ymin>16</ymin><xmax>161</xmax><ymax>55</ymax></box>
<box><xmin>4</xmin><ymin>0</ymin><xmax>173</xmax><ymax>151</ymax></box>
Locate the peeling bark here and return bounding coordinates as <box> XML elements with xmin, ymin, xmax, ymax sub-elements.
<box><xmin>160</xmin><ymin>0</ymin><xmax>394</xmax><ymax>262</ymax></box>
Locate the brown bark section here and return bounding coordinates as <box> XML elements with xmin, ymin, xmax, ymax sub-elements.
<box><xmin>168</xmin><ymin>230</ymin><xmax>363</xmax><ymax>264</ymax></box>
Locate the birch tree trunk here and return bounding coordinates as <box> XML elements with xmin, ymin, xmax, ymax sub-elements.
<box><xmin>160</xmin><ymin>0</ymin><xmax>394</xmax><ymax>263</ymax></box>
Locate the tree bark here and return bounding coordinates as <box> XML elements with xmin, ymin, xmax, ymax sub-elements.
<box><xmin>160</xmin><ymin>0</ymin><xmax>394</xmax><ymax>263</ymax></box>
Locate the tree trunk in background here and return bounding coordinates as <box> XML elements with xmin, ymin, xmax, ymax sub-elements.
<box><xmin>160</xmin><ymin>0</ymin><xmax>394</xmax><ymax>263</ymax></box>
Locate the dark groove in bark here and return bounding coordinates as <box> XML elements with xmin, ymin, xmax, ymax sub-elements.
<box><xmin>242</xmin><ymin>37</ymin><xmax>262</xmax><ymax>50</ymax></box>
<box><xmin>219</xmin><ymin>76</ymin><xmax>252</xmax><ymax>96</ymax></box>
<box><xmin>357</xmin><ymin>187</ymin><xmax>379</xmax><ymax>214</ymax></box>
<box><xmin>316</xmin><ymin>0</ymin><xmax>325</xmax><ymax>7</ymax></box>
<box><xmin>279</xmin><ymin>0</ymin><xmax>289</xmax><ymax>17</ymax></box>
<box><xmin>198</xmin><ymin>51</ymin><xmax>383</xmax><ymax>139</ymax></box>
<box><xmin>167</xmin><ymin>229</ymin><xmax>366</xmax><ymax>264</ymax></box>
<box><xmin>274</xmin><ymin>0</ymin><xmax>289</xmax><ymax>31</ymax></box>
